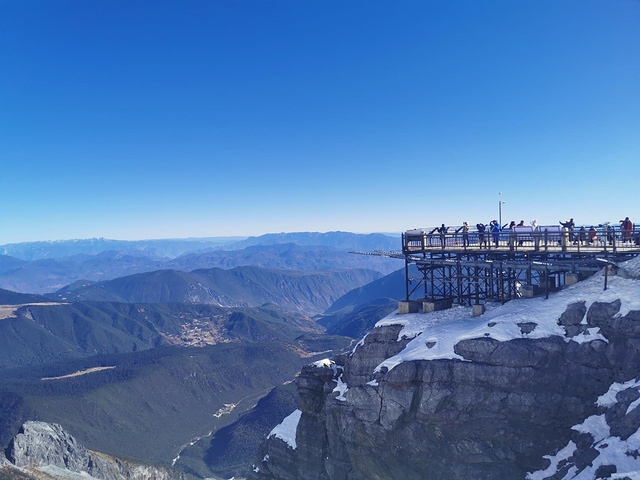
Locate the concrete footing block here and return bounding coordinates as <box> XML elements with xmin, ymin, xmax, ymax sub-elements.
<box><xmin>422</xmin><ymin>298</ymin><xmax>453</xmax><ymax>313</ymax></box>
<box><xmin>472</xmin><ymin>304</ymin><xmax>485</xmax><ymax>317</ymax></box>
<box><xmin>398</xmin><ymin>301</ymin><xmax>419</xmax><ymax>314</ymax></box>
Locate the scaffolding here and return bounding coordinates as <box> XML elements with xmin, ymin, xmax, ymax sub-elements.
<box><xmin>353</xmin><ymin>224</ymin><xmax>640</xmax><ymax>308</ymax></box>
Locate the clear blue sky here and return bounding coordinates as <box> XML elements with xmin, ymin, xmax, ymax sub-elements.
<box><xmin>1</xmin><ymin>0</ymin><xmax>639</xmax><ymax>243</ymax></box>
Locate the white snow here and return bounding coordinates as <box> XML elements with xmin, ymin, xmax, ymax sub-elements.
<box><xmin>569</xmin><ymin>327</ymin><xmax>608</xmax><ymax>345</ymax></box>
<box><xmin>571</xmin><ymin>415</ymin><xmax>610</xmax><ymax>443</ymax></box>
<box><xmin>569</xmin><ymin>431</ymin><xmax>640</xmax><ymax>479</ymax></box>
<box><xmin>268</xmin><ymin>409</ymin><xmax>302</xmax><ymax>450</ymax></box>
<box><xmin>333</xmin><ymin>375</ymin><xmax>349</xmax><ymax>401</ymax></box>
<box><xmin>597</xmin><ymin>378</ymin><xmax>640</xmax><ymax>408</ymax></box>
<box><xmin>627</xmin><ymin>397</ymin><xmax>640</xmax><ymax>415</ymax></box>
<box><xmin>373</xmin><ymin>268</ymin><xmax>640</xmax><ymax>373</ymax></box>
<box><xmin>366</xmin><ymin>380</ymin><xmax>379</xmax><ymax>387</ymax></box>
<box><xmin>612</xmin><ymin>473</ymin><xmax>640</xmax><ymax>480</ymax></box>
<box><xmin>312</xmin><ymin>358</ymin><xmax>332</xmax><ymax>368</ymax></box>
<box><xmin>312</xmin><ymin>358</ymin><xmax>342</xmax><ymax>378</ymax></box>
<box><xmin>526</xmin><ymin>441</ymin><xmax>577</xmax><ymax>480</ymax></box>
<box><xmin>529</xmin><ymin>369</ymin><xmax>640</xmax><ymax>479</ymax></box>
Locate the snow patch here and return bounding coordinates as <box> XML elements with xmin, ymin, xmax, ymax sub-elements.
<box><xmin>373</xmin><ymin>272</ymin><xmax>640</xmax><ymax>373</ymax></box>
<box><xmin>526</xmin><ymin>441</ymin><xmax>577</xmax><ymax>480</ymax></box>
<box><xmin>627</xmin><ymin>397</ymin><xmax>640</xmax><ymax>415</ymax></box>
<box><xmin>268</xmin><ymin>409</ymin><xmax>302</xmax><ymax>450</ymax></box>
<box><xmin>597</xmin><ymin>378</ymin><xmax>640</xmax><ymax>408</ymax></box>
<box><xmin>571</xmin><ymin>415</ymin><xmax>610</xmax><ymax>443</ymax></box>
<box><xmin>312</xmin><ymin>358</ymin><xmax>332</xmax><ymax>368</ymax></box>
<box><xmin>333</xmin><ymin>375</ymin><xmax>349</xmax><ymax>401</ymax></box>
<box><xmin>531</xmin><ymin>374</ymin><xmax>640</xmax><ymax>479</ymax></box>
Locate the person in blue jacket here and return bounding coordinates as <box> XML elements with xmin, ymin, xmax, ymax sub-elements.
<box><xmin>490</xmin><ymin>220</ymin><xmax>501</xmax><ymax>247</ymax></box>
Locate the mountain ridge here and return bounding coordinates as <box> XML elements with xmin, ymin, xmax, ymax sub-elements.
<box><xmin>0</xmin><ymin>243</ymin><xmax>401</xmax><ymax>294</ymax></box>
<box><xmin>50</xmin><ymin>266</ymin><xmax>383</xmax><ymax>315</ymax></box>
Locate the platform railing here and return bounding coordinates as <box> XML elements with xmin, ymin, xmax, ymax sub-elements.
<box><xmin>402</xmin><ymin>224</ymin><xmax>640</xmax><ymax>254</ymax></box>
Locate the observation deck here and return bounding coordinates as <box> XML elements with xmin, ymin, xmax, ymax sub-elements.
<box><xmin>371</xmin><ymin>223</ymin><xmax>640</xmax><ymax>314</ymax></box>
<box><xmin>402</xmin><ymin>224</ymin><xmax>640</xmax><ymax>256</ymax></box>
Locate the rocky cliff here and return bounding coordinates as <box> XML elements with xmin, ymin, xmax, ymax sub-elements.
<box><xmin>250</xmin><ymin>258</ymin><xmax>640</xmax><ymax>479</ymax></box>
<box><xmin>1</xmin><ymin>421</ymin><xmax>179</xmax><ymax>480</ymax></box>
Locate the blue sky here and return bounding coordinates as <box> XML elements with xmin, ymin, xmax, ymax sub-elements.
<box><xmin>1</xmin><ymin>0</ymin><xmax>639</xmax><ymax>243</ymax></box>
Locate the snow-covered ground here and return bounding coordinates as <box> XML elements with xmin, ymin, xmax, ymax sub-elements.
<box><xmin>372</xmin><ymin>258</ymin><xmax>640</xmax><ymax>373</ymax></box>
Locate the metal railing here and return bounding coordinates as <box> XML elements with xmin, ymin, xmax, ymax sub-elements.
<box><xmin>402</xmin><ymin>224</ymin><xmax>640</xmax><ymax>255</ymax></box>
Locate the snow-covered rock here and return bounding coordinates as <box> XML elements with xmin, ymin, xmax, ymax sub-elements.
<box><xmin>250</xmin><ymin>261</ymin><xmax>640</xmax><ymax>479</ymax></box>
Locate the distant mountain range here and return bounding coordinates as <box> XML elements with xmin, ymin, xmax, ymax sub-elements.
<box><xmin>0</xmin><ymin>238</ymin><xmax>402</xmax><ymax>294</ymax></box>
<box><xmin>166</xmin><ymin>243</ymin><xmax>400</xmax><ymax>273</ymax></box>
<box><xmin>0</xmin><ymin>251</ymin><xmax>167</xmax><ymax>293</ymax></box>
<box><xmin>0</xmin><ymin>288</ymin><xmax>50</xmax><ymax>305</ymax></box>
<box><xmin>48</xmin><ymin>266</ymin><xmax>383</xmax><ymax>314</ymax></box>
<box><xmin>0</xmin><ymin>231</ymin><xmax>398</xmax><ymax>261</ymax></box>
<box><xmin>0</xmin><ymin>237</ymin><xmax>244</xmax><ymax>261</ymax></box>
<box><xmin>227</xmin><ymin>231</ymin><xmax>398</xmax><ymax>251</ymax></box>
<box><xmin>0</xmin><ymin>231</ymin><xmax>405</xmax><ymax>478</ymax></box>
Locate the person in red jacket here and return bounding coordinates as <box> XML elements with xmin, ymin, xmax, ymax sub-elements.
<box><xmin>621</xmin><ymin>217</ymin><xmax>634</xmax><ymax>243</ymax></box>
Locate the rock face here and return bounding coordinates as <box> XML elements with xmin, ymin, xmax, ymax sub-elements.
<box><xmin>3</xmin><ymin>421</ymin><xmax>177</xmax><ymax>480</ymax></box>
<box><xmin>250</xmin><ymin>296</ymin><xmax>640</xmax><ymax>480</ymax></box>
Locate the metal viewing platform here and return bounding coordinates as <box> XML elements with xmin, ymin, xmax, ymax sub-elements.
<box><xmin>359</xmin><ymin>223</ymin><xmax>640</xmax><ymax>315</ymax></box>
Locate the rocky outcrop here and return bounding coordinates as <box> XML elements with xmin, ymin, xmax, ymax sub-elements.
<box><xmin>250</xmin><ymin>285</ymin><xmax>640</xmax><ymax>479</ymax></box>
<box><xmin>2</xmin><ymin>421</ymin><xmax>178</xmax><ymax>479</ymax></box>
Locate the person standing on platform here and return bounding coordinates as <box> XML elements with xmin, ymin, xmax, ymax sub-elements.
<box><xmin>508</xmin><ymin>221</ymin><xmax>516</xmax><ymax>249</ymax></box>
<box><xmin>437</xmin><ymin>224</ymin><xmax>448</xmax><ymax>248</ymax></box>
<box><xmin>578</xmin><ymin>226</ymin><xmax>587</xmax><ymax>245</ymax></box>
<box><xmin>458</xmin><ymin>222</ymin><xmax>470</xmax><ymax>247</ymax></box>
<box><xmin>490</xmin><ymin>220</ymin><xmax>501</xmax><ymax>247</ymax></box>
<box><xmin>621</xmin><ymin>217</ymin><xmax>633</xmax><ymax>243</ymax></box>
<box><xmin>516</xmin><ymin>220</ymin><xmax>525</xmax><ymax>246</ymax></box>
<box><xmin>477</xmin><ymin>223</ymin><xmax>487</xmax><ymax>248</ymax></box>
<box><xmin>560</xmin><ymin>218</ymin><xmax>575</xmax><ymax>242</ymax></box>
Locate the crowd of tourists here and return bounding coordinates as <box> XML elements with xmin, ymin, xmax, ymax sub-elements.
<box><xmin>423</xmin><ymin>217</ymin><xmax>637</xmax><ymax>249</ymax></box>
